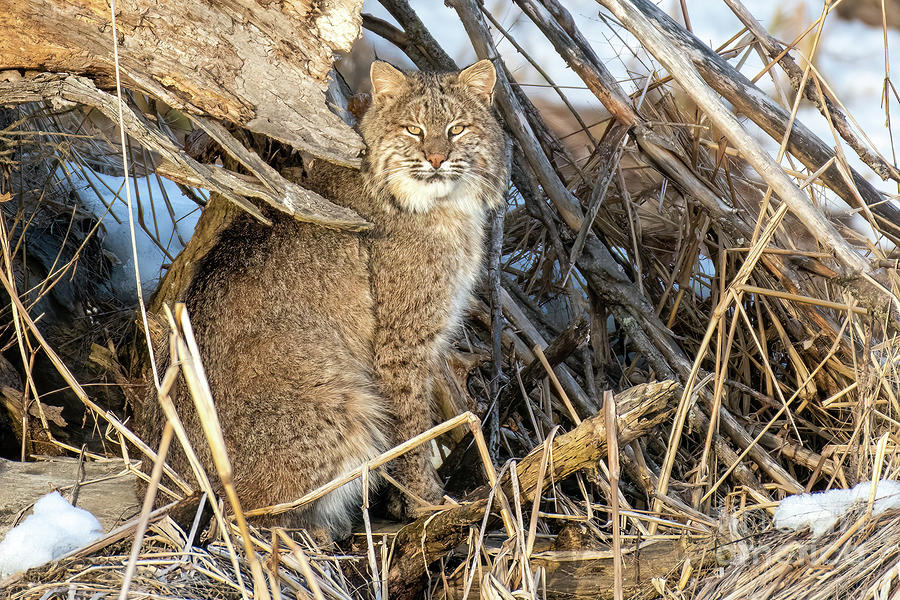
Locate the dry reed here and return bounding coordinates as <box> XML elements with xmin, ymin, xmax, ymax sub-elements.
<box><xmin>1</xmin><ymin>0</ymin><xmax>900</xmax><ymax>598</ymax></box>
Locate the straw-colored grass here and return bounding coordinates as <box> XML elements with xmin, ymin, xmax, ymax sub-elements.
<box><xmin>2</xmin><ymin>0</ymin><xmax>900</xmax><ymax>598</ymax></box>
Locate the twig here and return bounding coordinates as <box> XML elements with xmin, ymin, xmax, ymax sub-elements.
<box><xmin>534</xmin><ymin>344</ymin><xmax>581</xmax><ymax>425</ymax></box>
<box><xmin>604</xmin><ymin>391</ymin><xmax>624</xmax><ymax>600</ymax></box>
<box><xmin>118</xmin><ymin>421</ymin><xmax>174</xmax><ymax>600</ymax></box>
<box><xmin>376</xmin><ymin>0</ymin><xmax>458</xmax><ymax>70</ymax></box>
<box><xmin>724</xmin><ymin>0</ymin><xmax>900</xmax><ymax>184</ymax></box>
<box><xmin>488</xmin><ymin>203</ymin><xmax>506</xmax><ymax>462</ymax></box>
<box><xmin>565</xmin><ymin>121</ymin><xmax>629</xmax><ymax>282</ymax></box>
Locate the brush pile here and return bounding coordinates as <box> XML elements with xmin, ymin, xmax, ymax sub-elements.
<box><xmin>1</xmin><ymin>0</ymin><xmax>900</xmax><ymax>598</ymax></box>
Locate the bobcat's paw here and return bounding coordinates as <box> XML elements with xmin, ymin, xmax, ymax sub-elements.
<box><xmin>386</xmin><ymin>471</ymin><xmax>445</xmax><ymax>520</ymax></box>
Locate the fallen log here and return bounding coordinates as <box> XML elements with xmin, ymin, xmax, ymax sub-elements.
<box><xmin>0</xmin><ymin>0</ymin><xmax>365</xmax><ymax>166</ymax></box>
<box><xmin>0</xmin><ymin>73</ymin><xmax>369</xmax><ymax>231</ymax></box>
<box><xmin>439</xmin><ymin>538</ymin><xmax>699</xmax><ymax>600</ymax></box>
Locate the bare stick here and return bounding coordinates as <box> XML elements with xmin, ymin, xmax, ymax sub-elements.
<box><xmin>172</xmin><ymin>304</ymin><xmax>270</xmax><ymax>600</ymax></box>
<box><xmin>604</xmin><ymin>391</ymin><xmax>624</xmax><ymax>600</ymax></box>
<box><xmin>533</xmin><ymin>344</ymin><xmax>581</xmax><ymax>425</ymax></box>
<box><xmin>117</xmin><ymin>421</ymin><xmax>174</xmax><ymax>600</ymax></box>
<box><xmin>488</xmin><ymin>203</ymin><xmax>505</xmax><ymax>461</ymax></box>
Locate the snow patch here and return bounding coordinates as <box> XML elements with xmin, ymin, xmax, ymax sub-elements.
<box><xmin>0</xmin><ymin>491</ymin><xmax>103</xmax><ymax>578</ymax></box>
<box><xmin>774</xmin><ymin>480</ymin><xmax>900</xmax><ymax>537</ymax></box>
<box><xmin>62</xmin><ymin>163</ymin><xmax>202</xmax><ymax>302</ymax></box>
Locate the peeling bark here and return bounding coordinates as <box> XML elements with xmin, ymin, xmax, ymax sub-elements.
<box><xmin>0</xmin><ymin>0</ymin><xmax>365</xmax><ymax>165</ymax></box>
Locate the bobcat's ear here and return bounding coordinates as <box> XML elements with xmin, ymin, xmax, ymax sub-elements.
<box><xmin>370</xmin><ymin>61</ymin><xmax>407</xmax><ymax>101</ymax></box>
<box><xmin>458</xmin><ymin>59</ymin><xmax>496</xmax><ymax>103</ymax></box>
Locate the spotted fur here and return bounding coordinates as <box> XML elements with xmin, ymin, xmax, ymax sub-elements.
<box><xmin>136</xmin><ymin>60</ymin><xmax>508</xmax><ymax>539</ymax></box>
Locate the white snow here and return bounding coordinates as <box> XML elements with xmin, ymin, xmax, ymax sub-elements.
<box><xmin>60</xmin><ymin>163</ymin><xmax>203</xmax><ymax>301</ymax></box>
<box><xmin>0</xmin><ymin>491</ymin><xmax>103</xmax><ymax>578</ymax></box>
<box><xmin>774</xmin><ymin>480</ymin><xmax>900</xmax><ymax>537</ymax></box>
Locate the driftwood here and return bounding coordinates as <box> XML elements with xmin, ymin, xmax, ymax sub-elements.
<box><xmin>386</xmin><ymin>380</ymin><xmax>680</xmax><ymax>599</ymax></box>
<box><xmin>488</xmin><ymin>0</ymin><xmax>893</xmax><ymax>500</ymax></box>
<box><xmin>0</xmin><ymin>457</ymin><xmax>139</xmax><ymax>538</ymax></box>
<box><xmin>448</xmin><ymin>0</ymin><xmax>688</xmax><ymax>387</ymax></box>
<box><xmin>513</xmin><ymin>0</ymin><xmax>735</xmax><ymax>223</ymax></box>
<box><xmin>517</xmin><ymin>0</ymin><xmax>886</xmax><ymax>322</ymax></box>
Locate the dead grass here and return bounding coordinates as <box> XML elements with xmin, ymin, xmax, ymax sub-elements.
<box><xmin>2</xmin><ymin>0</ymin><xmax>900</xmax><ymax>598</ymax></box>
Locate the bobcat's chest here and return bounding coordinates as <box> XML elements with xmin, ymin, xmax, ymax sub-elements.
<box><xmin>369</xmin><ymin>201</ymin><xmax>488</xmax><ymax>338</ymax></box>
<box><xmin>440</xmin><ymin>209</ymin><xmax>487</xmax><ymax>326</ymax></box>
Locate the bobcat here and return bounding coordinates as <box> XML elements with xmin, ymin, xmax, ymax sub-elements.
<box><xmin>137</xmin><ymin>59</ymin><xmax>508</xmax><ymax>539</ymax></box>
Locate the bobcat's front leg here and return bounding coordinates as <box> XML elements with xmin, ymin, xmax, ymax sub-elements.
<box><xmin>374</xmin><ymin>344</ymin><xmax>444</xmax><ymax>519</ymax></box>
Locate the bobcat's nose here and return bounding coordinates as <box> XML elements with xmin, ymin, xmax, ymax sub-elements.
<box><xmin>426</xmin><ymin>153</ymin><xmax>447</xmax><ymax>169</ymax></box>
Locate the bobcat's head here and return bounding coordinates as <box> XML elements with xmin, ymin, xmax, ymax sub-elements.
<box><xmin>360</xmin><ymin>60</ymin><xmax>507</xmax><ymax>214</ymax></box>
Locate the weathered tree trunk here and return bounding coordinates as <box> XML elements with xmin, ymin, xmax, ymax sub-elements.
<box><xmin>0</xmin><ymin>0</ymin><xmax>372</xmax><ymax>238</ymax></box>
<box><xmin>0</xmin><ymin>0</ymin><xmax>364</xmax><ymax>166</ymax></box>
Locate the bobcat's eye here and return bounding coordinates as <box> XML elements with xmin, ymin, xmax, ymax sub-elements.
<box><xmin>406</xmin><ymin>125</ymin><xmax>423</xmax><ymax>136</ymax></box>
<box><xmin>448</xmin><ymin>124</ymin><xmax>465</xmax><ymax>136</ymax></box>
